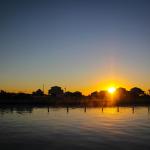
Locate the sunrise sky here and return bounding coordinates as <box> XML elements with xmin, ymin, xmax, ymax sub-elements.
<box><xmin>0</xmin><ymin>0</ymin><xmax>150</xmax><ymax>95</ymax></box>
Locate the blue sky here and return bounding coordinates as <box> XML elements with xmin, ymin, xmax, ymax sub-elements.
<box><xmin>0</xmin><ymin>0</ymin><xmax>150</xmax><ymax>94</ymax></box>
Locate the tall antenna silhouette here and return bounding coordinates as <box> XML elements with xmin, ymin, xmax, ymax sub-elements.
<box><xmin>43</xmin><ymin>84</ymin><xmax>45</xmax><ymax>94</ymax></box>
<box><xmin>64</xmin><ymin>87</ymin><xmax>66</xmax><ymax>93</ymax></box>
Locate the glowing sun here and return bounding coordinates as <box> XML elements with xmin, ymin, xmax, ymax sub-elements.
<box><xmin>108</xmin><ymin>87</ymin><xmax>116</xmax><ymax>94</ymax></box>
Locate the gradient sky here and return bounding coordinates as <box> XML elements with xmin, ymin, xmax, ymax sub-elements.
<box><xmin>0</xmin><ymin>0</ymin><xmax>150</xmax><ymax>94</ymax></box>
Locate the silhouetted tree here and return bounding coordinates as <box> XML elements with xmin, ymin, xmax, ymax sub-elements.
<box><xmin>116</xmin><ymin>87</ymin><xmax>127</xmax><ymax>94</ymax></box>
<box><xmin>65</xmin><ymin>91</ymin><xmax>73</xmax><ymax>97</ymax></box>
<box><xmin>148</xmin><ymin>89</ymin><xmax>150</xmax><ymax>95</ymax></box>
<box><xmin>116</xmin><ymin>88</ymin><xmax>127</xmax><ymax>98</ymax></box>
<box><xmin>32</xmin><ymin>89</ymin><xmax>44</xmax><ymax>96</ymax></box>
<box><xmin>130</xmin><ymin>87</ymin><xmax>144</xmax><ymax>96</ymax></box>
<box><xmin>48</xmin><ymin>86</ymin><xmax>64</xmax><ymax>97</ymax></box>
<box><xmin>99</xmin><ymin>90</ymin><xmax>107</xmax><ymax>99</ymax></box>
<box><xmin>0</xmin><ymin>90</ymin><xmax>7</xmax><ymax>96</ymax></box>
<box><xmin>72</xmin><ymin>91</ymin><xmax>82</xmax><ymax>98</ymax></box>
<box><xmin>91</xmin><ymin>91</ymin><xmax>99</xmax><ymax>98</ymax></box>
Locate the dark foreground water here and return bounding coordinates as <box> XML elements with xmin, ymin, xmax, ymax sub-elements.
<box><xmin>0</xmin><ymin>106</ymin><xmax>150</xmax><ymax>150</ymax></box>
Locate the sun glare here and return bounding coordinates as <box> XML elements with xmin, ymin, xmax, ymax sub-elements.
<box><xmin>108</xmin><ymin>87</ymin><xmax>116</xmax><ymax>94</ymax></box>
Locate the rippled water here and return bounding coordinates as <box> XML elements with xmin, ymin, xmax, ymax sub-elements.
<box><xmin>0</xmin><ymin>106</ymin><xmax>150</xmax><ymax>150</ymax></box>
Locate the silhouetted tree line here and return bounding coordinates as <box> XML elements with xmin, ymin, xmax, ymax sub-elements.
<box><xmin>0</xmin><ymin>86</ymin><xmax>150</xmax><ymax>106</ymax></box>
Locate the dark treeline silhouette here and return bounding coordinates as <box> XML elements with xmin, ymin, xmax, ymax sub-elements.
<box><xmin>0</xmin><ymin>86</ymin><xmax>150</xmax><ymax>106</ymax></box>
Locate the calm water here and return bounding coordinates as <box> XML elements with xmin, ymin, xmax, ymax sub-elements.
<box><xmin>0</xmin><ymin>106</ymin><xmax>150</xmax><ymax>150</ymax></box>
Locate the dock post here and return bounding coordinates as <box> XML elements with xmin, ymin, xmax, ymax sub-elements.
<box><xmin>67</xmin><ymin>106</ymin><xmax>69</xmax><ymax>113</ymax></box>
<box><xmin>84</xmin><ymin>105</ymin><xmax>87</xmax><ymax>113</ymax></box>
<box><xmin>132</xmin><ymin>106</ymin><xmax>135</xmax><ymax>114</ymax></box>
<box><xmin>117</xmin><ymin>106</ymin><xmax>119</xmax><ymax>112</ymax></box>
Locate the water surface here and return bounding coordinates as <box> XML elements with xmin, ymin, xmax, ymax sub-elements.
<box><xmin>0</xmin><ymin>106</ymin><xmax>150</xmax><ymax>150</ymax></box>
